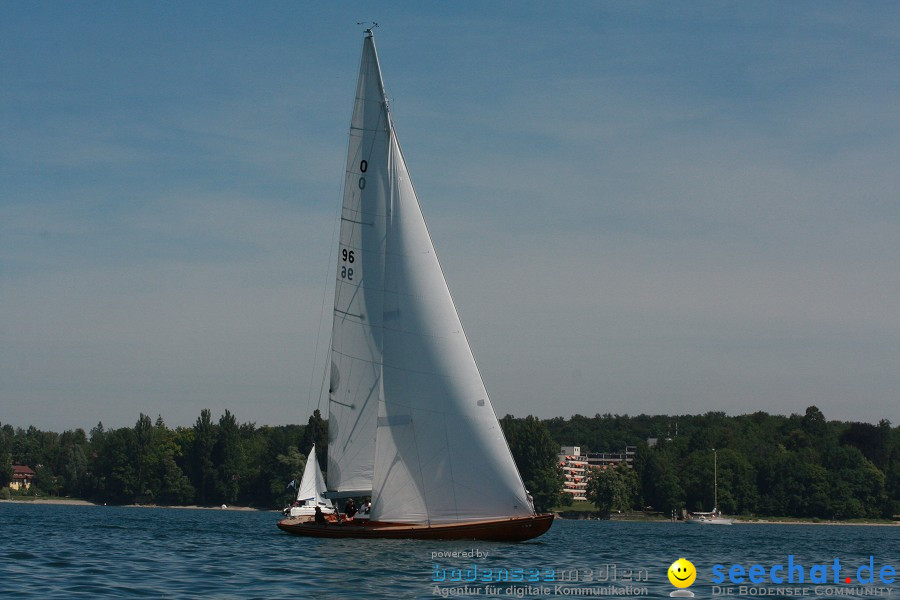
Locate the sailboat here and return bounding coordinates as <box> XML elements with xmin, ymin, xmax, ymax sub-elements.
<box><xmin>277</xmin><ymin>30</ymin><xmax>553</xmax><ymax>541</ymax></box>
<box><xmin>283</xmin><ymin>444</ymin><xmax>335</xmax><ymax>519</ymax></box>
<box><xmin>687</xmin><ymin>449</ymin><xmax>733</xmax><ymax>525</ymax></box>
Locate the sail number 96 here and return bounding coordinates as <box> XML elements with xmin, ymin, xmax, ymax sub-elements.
<box><xmin>341</xmin><ymin>248</ymin><xmax>355</xmax><ymax>281</ymax></box>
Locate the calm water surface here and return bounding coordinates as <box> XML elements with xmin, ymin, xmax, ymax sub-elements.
<box><xmin>1</xmin><ymin>503</ymin><xmax>897</xmax><ymax>599</ymax></box>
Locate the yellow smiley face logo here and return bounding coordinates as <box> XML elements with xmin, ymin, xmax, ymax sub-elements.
<box><xmin>668</xmin><ymin>558</ymin><xmax>697</xmax><ymax>588</ymax></box>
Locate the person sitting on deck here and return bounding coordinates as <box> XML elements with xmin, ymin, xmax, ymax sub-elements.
<box><xmin>314</xmin><ymin>506</ymin><xmax>328</xmax><ymax>525</ymax></box>
<box><xmin>344</xmin><ymin>498</ymin><xmax>357</xmax><ymax>519</ymax></box>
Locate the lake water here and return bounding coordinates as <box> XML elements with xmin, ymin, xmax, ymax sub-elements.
<box><xmin>1</xmin><ymin>503</ymin><xmax>897</xmax><ymax>599</ymax></box>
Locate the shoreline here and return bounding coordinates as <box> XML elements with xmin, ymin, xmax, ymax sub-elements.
<box><xmin>554</xmin><ymin>511</ymin><xmax>898</xmax><ymax>526</ymax></box>
<box><xmin>1</xmin><ymin>498</ymin><xmax>271</xmax><ymax>511</ymax></box>
<box><xmin>5</xmin><ymin>500</ymin><xmax>895</xmax><ymax>525</ymax></box>
<box><xmin>732</xmin><ymin>519</ymin><xmax>898</xmax><ymax>527</ymax></box>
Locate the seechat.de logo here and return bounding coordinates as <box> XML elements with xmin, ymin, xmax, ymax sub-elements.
<box><xmin>711</xmin><ymin>556</ymin><xmax>896</xmax><ymax>586</ymax></box>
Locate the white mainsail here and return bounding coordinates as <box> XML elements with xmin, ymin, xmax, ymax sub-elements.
<box><xmin>326</xmin><ymin>31</ymin><xmax>390</xmax><ymax>496</ymax></box>
<box><xmin>295</xmin><ymin>444</ymin><xmax>332</xmax><ymax>508</ymax></box>
<box><xmin>328</xmin><ymin>32</ymin><xmax>533</xmax><ymax>524</ymax></box>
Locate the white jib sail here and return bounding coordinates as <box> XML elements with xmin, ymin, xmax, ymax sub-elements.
<box><xmin>296</xmin><ymin>444</ymin><xmax>333</xmax><ymax>508</ymax></box>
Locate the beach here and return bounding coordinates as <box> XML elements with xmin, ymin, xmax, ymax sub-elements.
<box><xmin>1</xmin><ymin>498</ymin><xmax>264</xmax><ymax>511</ymax></box>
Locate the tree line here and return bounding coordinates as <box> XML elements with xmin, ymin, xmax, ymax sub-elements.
<box><xmin>0</xmin><ymin>409</ymin><xmax>327</xmax><ymax>508</ymax></box>
<box><xmin>2</xmin><ymin>405</ymin><xmax>897</xmax><ymax>519</ymax></box>
<box><xmin>542</xmin><ymin>406</ymin><xmax>899</xmax><ymax>520</ymax></box>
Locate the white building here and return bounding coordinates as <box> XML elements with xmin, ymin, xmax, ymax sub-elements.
<box><xmin>558</xmin><ymin>446</ymin><xmax>588</xmax><ymax>501</ymax></box>
<box><xmin>558</xmin><ymin>446</ymin><xmax>638</xmax><ymax>502</ymax></box>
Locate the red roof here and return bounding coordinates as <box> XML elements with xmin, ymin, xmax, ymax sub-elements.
<box><xmin>12</xmin><ymin>465</ymin><xmax>36</xmax><ymax>478</ymax></box>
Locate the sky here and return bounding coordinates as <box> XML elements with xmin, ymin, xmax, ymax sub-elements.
<box><xmin>2</xmin><ymin>2</ymin><xmax>899</xmax><ymax>432</ymax></box>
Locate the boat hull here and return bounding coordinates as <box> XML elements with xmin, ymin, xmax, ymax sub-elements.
<box><xmin>277</xmin><ymin>513</ymin><xmax>553</xmax><ymax>541</ymax></box>
<box><xmin>686</xmin><ymin>517</ymin><xmax>733</xmax><ymax>525</ymax></box>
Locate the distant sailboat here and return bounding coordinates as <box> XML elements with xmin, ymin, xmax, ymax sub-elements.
<box><xmin>277</xmin><ymin>29</ymin><xmax>552</xmax><ymax>541</ymax></box>
<box><xmin>284</xmin><ymin>444</ymin><xmax>335</xmax><ymax>518</ymax></box>
<box><xmin>687</xmin><ymin>449</ymin><xmax>733</xmax><ymax>525</ymax></box>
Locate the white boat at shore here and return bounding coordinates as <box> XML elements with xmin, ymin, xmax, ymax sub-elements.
<box><xmin>686</xmin><ymin>510</ymin><xmax>733</xmax><ymax>525</ymax></box>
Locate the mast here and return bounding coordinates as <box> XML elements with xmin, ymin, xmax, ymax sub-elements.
<box><xmin>713</xmin><ymin>448</ymin><xmax>718</xmax><ymax>514</ymax></box>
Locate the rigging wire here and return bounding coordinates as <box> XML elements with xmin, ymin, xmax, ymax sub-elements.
<box><xmin>305</xmin><ymin>181</ymin><xmax>341</xmax><ymax>421</ymax></box>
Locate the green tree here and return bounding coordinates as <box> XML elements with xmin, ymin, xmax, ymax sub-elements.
<box><xmin>799</xmin><ymin>405</ymin><xmax>833</xmax><ymax>456</ymax></box>
<box><xmin>158</xmin><ymin>454</ymin><xmax>195</xmax><ymax>505</ymax></box>
<box><xmin>586</xmin><ymin>465</ymin><xmax>638</xmax><ymax>517</ymax></box>
<box><xmin>301</xmin><ymin>410</ymin><xmax>328</xmax><ymax>471</ymax></box>
<box><xmin>59</xmin><ymin>436</ymin><xmax>89</xmax><ymax>497</ymax></box>
<box><xmin>884</xmin><ymin>451</ymin><xmax>900</xmax><ymax>518</ymax></box>
<box><xmin>840</xmin><ymin>420</ymin><xmax>893</xmax><ymax>471</ymax></box>
<box><xmin>682</xmin><ymin>449</ymin><xmax>757</xmax><ymax>515</ymax></box>
<box><xmin>716</xmin><ymin>449</ymin><xmax>758</xmax><ymax>515</ymax></box>
<box><xmin>32</xmin><ymin>463</ymin><xmax>61</xmax><ymax>496</ymax></box>
<box><xmin>0</xmin><ymin>423</ymin><xmax>14</xmax><ymax>487</ymax></box>
<box><xmin>189</xmin><ymin>409</ymin><xmax>218</xmax><ymax>505</ymax></box>
<box><xmin>12</xmin><ymin>425</ymin><xmax>62</xmax><ymax>472</ymax></box>
<box><xmin>133</xmin><ymin>414</ymin><xmax>154</xmax><ymax>502</ymax></box>
<box><xmin>759</xmin><ymin>450</ymin><xmax>830</xmax><ymax>518</ymax></box>
<box><xmin>92</xmin><ymin>427</ymin><xmax>138</xmax><ymax>503</ymax></box>
<box><xmin>640</xmin><ymin>446</ymin><xmax>684</xmax><ymax>515</ymax></box>
<box><xmin>272</xmin><ymin>446</ymin><xmax>306</xmax><ymax>506</ymax></box>
<box><xmin>500</xmin><ymin>415</ymin><xmax>564</xmax><ymax>512</ymax></box>
<box><xmin>149</xmin><ymin>417</ymin><xmax>194</xmax><ymax>505</ymax></box>
<box><xmin>238</xmin><ymin>422</ymin><xmax>269</xmax><ymax>507</ymax></box>
<box><xmin>823</xmin><ymin>445</ymin><xmax>886</xmax><ymax>519</ymax></box>
<box><xmin>255</xmin><ymin>424</ymin><xmax>305</xmax><ymax>508</ymax></box>
<box><xmin>214</xmin><ymin>410</ymin><xmax>245</xmax><ymax>505</ymax></box>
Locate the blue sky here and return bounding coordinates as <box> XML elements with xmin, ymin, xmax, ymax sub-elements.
<box><xmin>2</xmin><ymin>2</ymin><xmax>899</xmax><ymax>432</ymax></box>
